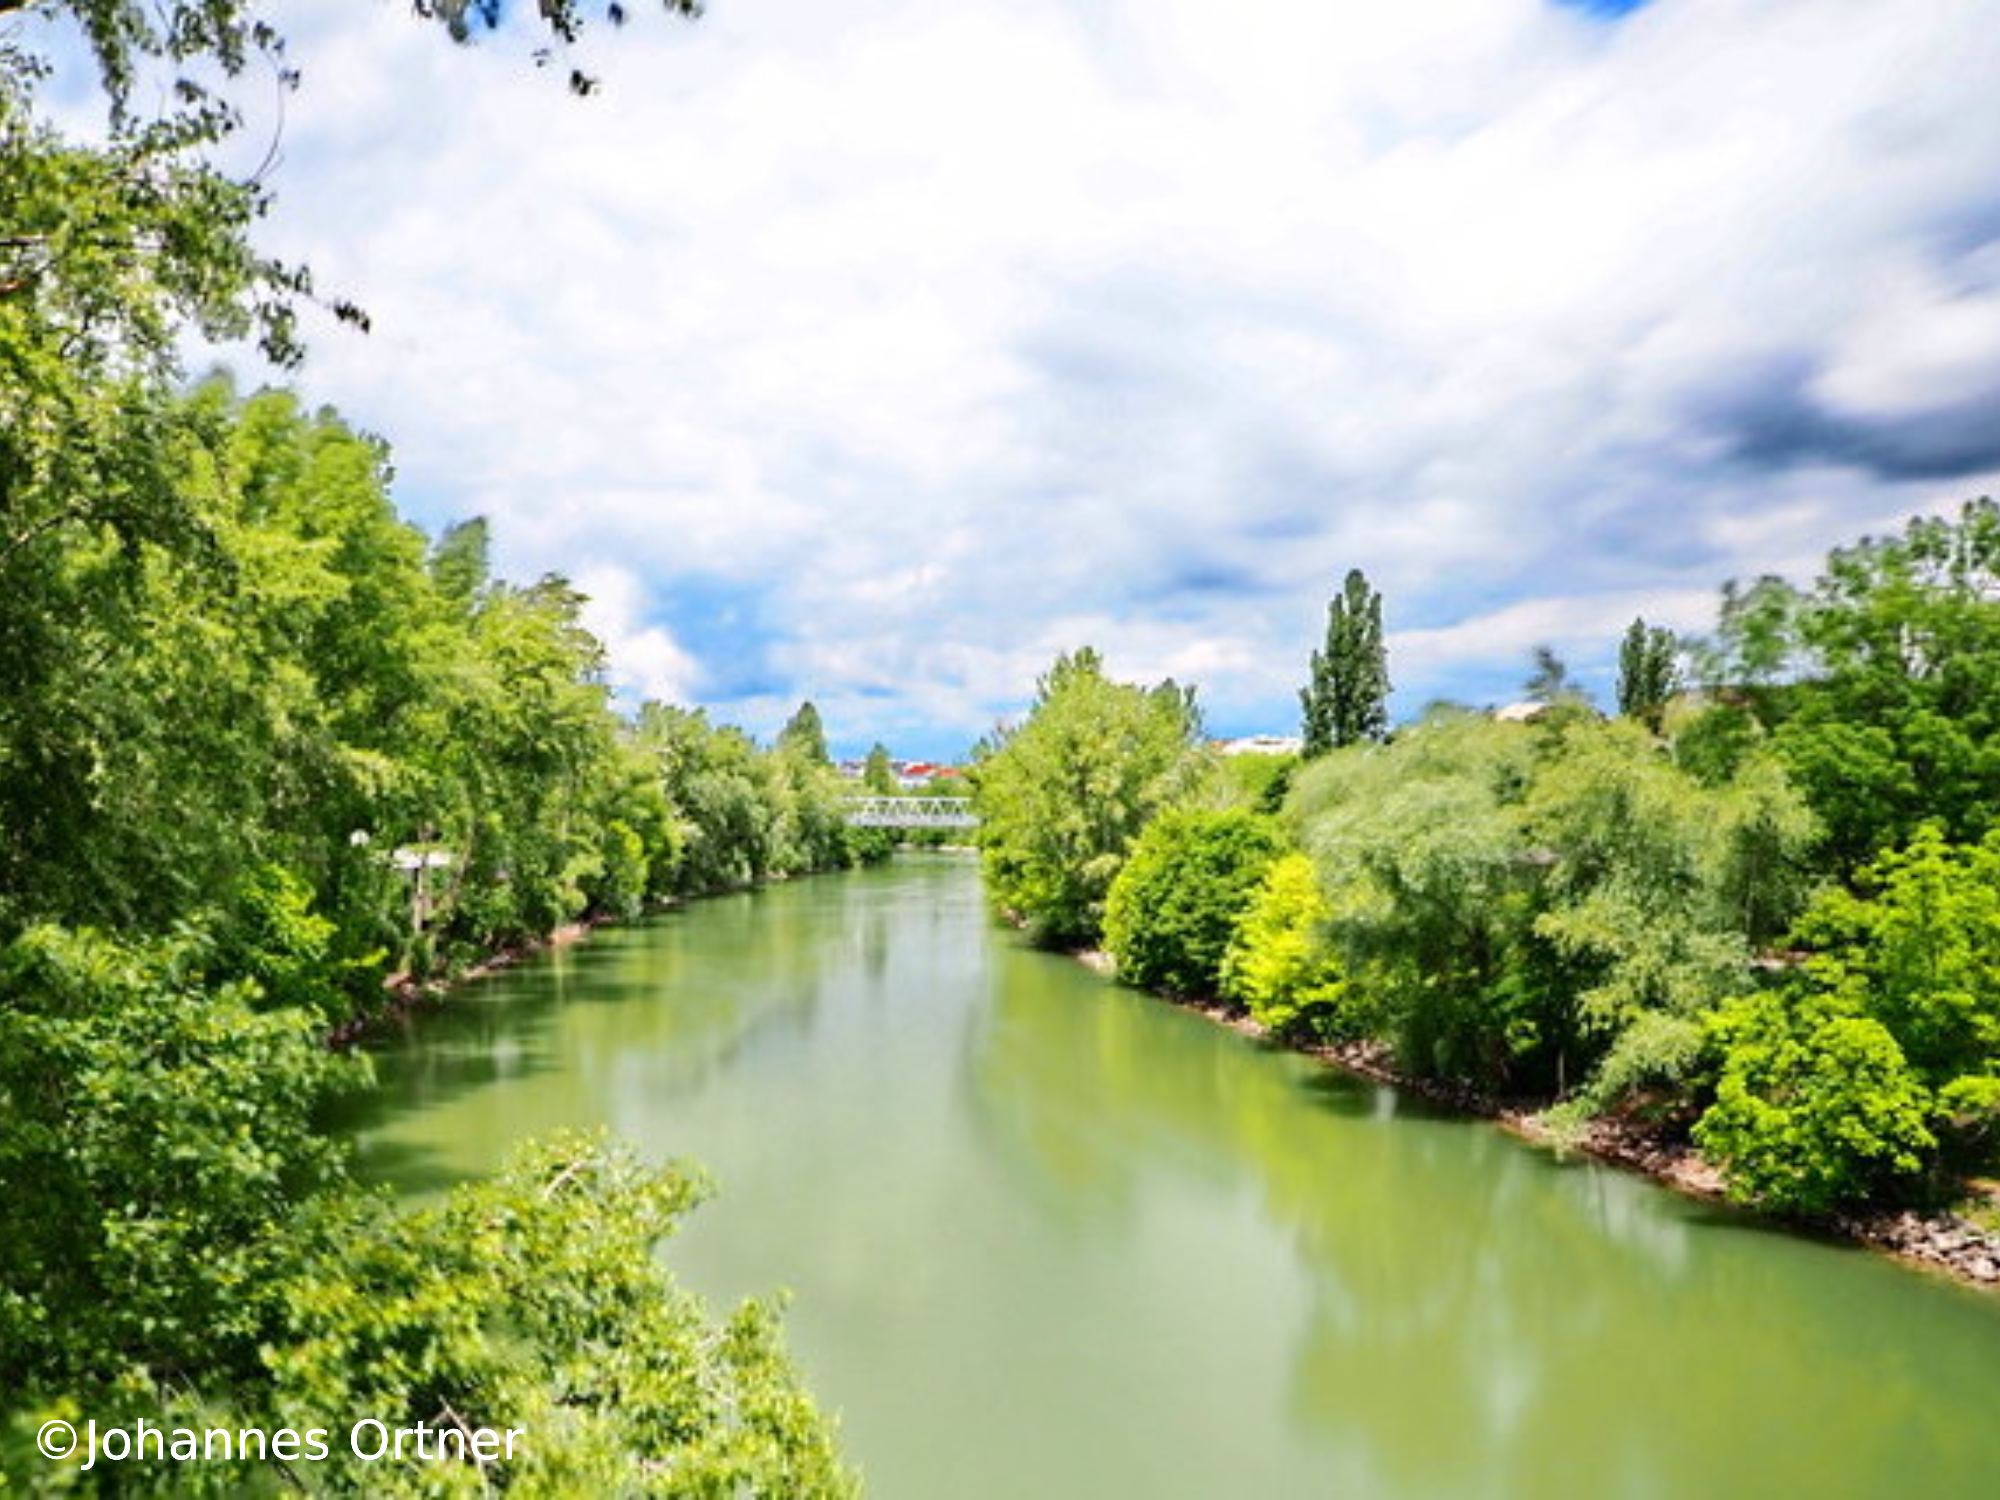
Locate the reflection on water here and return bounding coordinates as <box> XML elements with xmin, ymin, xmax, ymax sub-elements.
<box><xmin>340</xmin><ymin>856</ymin><xmax>2000</xmax><ymax>1499</ymax></box>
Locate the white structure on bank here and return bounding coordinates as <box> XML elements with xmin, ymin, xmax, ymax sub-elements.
<box><xmin>1213</xmin><ymin>734</ymin><xmax>1303</xmax><ymax>757</ymax></box>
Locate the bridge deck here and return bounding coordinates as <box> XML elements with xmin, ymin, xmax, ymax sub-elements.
<box><xmin>843</xmin><ymin>796</ymin><xmax>979</xmax><ymax>829</ymax></box>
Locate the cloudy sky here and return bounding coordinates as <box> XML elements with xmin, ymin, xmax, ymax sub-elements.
<box><xmin>62</xmin><ymin>0</ymin><xmax>2000</xmax><ymax>756</ymax></box>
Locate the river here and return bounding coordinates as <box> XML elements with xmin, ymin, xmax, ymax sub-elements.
<box><xmin>339</xmin><ymin>854</ymin><xmax>2000</xmax><ymax>1498</ymax></box>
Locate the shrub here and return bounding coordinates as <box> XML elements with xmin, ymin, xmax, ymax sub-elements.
<box><xmin>1693</xmin><ymin>991</ymin><xmax>1934</xmax><ymax>1214</ymax></box>
<box><xmin>1103</xmin><ymin>809</ymin><xmax>1283</xmax><ymax>996</ymax></box>
<box><xmin>1220</xmin><ymin>853</ymin><xmax>1345</xmax><ymax>1038</ymax></box>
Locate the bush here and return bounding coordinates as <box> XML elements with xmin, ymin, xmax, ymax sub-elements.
<box><xmin>1220</xmin><ymin>853</ymin><xmax>1345</xmax><ymax>1038</ymax></box>
<box><xmin>1103</xmin><ymin>809</ymin><xmax>1283</xmax><ymax>996</ymax></box>
<box><xmin>1693</xmin><ymin>991</ymin><xmax>1935</xmax><ymax>1214</ymax></box>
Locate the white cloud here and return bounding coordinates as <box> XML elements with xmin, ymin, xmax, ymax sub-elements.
<box><xmin>179</xmin><ymin>0</ymin><xmax>2000</xmax><ymax>749</ymax></box>
<box><xmin>575</xmin><ymin>565</ymin><xmax>701</xmax><ymax>705</ymax></box>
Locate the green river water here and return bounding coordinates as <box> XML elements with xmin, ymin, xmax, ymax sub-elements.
<box><xmin>340</xmin><ymin>855</ymin><xmax>2000</xmax><ymax>1498</ymax></box>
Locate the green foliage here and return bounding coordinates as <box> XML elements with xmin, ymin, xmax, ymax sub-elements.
<box><xmin>1217</xmin><ymin>751</ymin><xmax>1297</xmax><ymax>814</ymax></box>
<box><xmin>0</xmin><ymin>924</ymin><xmax>357</xmax><ymax>1389</ymax></box>
<box><xmin>779</xmin><ymin>699</ymin><xmax>831</xmax><ymax>765</ymax></box>
<box><xmin>633</xmin><ymin>703</ymin><xmax>862</xmax><ymax>896</ymax></box>
<box><xmin>205</xmin><ymin>862</ymin><xmax>351</xmax><ymax>1011</ymax></box>
<box><xmin>1558</xmin><ymin>1011</ymin><xmax>1707</xmax><ymax>1122</ymax></box>
<box><xmin>1616</xmin><ymin>617</ymin><xmax>1680</xmax><ymax>726</ymax></box>
<box><xmin>1704</xmin><ymin>574</ymin><xmax>1801</xmax><ymax>691</ymax></box>
<box><xmin>0</xmin><ymin>5</ymin><xmax>857</xmax><ymax>1483</ymax></box>
<box><xmin>1794</xmin><ymin>827</ymin><xmax>2000</xmax><ymax>1081</ymax></box>
<box><xmin>1704</xmin><ymin>500</ymin><xmax>2000</xmax><ymax>870</ymax></box>
<box><xmin>1300</xmin><ymin>568</ymin><xmax>1388</xmax><ymax>755</ymax></box>
<box><xmin>1289</xmin><ymin>711</ymin><xmax>1814</xmax><ymax>1093</ymax></box>
<box><xmin>428</xmin><ymin>516</ymin><xmax>492</xmax><ymax>604</ymax></box>
<box><xmin>1524</xmin><ymin>721</ymin><xmax>1816</xmax><ymax>1029</ymax></box>
<box><xmin>1103</xmin><ymin>809</ymin><xmax>1283</xmax><ymax>996</ymax></box>
<box><xmin>251</xmin><ymin>1132</ymin><xmax>855</xmax><ymax>1496</ymax></box>
<box><xmin>1682</xmin><ymin>825</ymin><xmax>2000</xmax><ymax>1207</ymax></box>
<box><xmin>1220</xmin><ymin>852</ymin><xmax>1346</xmax><ymax>1039</ymax></box>
<box><xmin>23</xmin><ymin>2</ymin><xmax>704</xmax><ymax>122</ymax></box>
<box><xmin>1694</xmin><ymin>992</ymin><xmax>1934</xmax><ymax>1215</ymax></box>
<box><xmin>1664</xmin><ymin>696</ymin><xmax>1764</xmax><ymax>787</ymax></box>
<box><xmin>863</xmin><ymin>741</ymin><xmax>896</xmax><ymax>793</ymax></box>
<box><xmin>1291</xmin><ymin>710</ymin><xmax>1544</xmax><ymax>1080</ymax></box>
<box><xmin>971</xmin><ymin>648</ymin><xmax>1205</xmax><ymax>946</ymax></box>
<box><xmin>2</xmin><ymin>1133</ymin><xmax>853</xmax><ymax>1495</ymax></box>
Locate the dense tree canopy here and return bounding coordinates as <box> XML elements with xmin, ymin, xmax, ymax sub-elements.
<box><xmin>0</xmin><ymin>379</ymin><xmax>869</xmax><ymax>1485</ymax></box>
<box><xmin>970</xmin><ymin>648</ymin><xmax>1204</xmax><ymax>946</ymax></box>
<box><xmin>0</xmin><ymin>0</ymin><xmax>877</xmax><ymax>1484</ymax></box>
<box><xmin>1761</xmin><ymin>500</ymin><xmax>2000</xmax><ymax>868</ymax></box>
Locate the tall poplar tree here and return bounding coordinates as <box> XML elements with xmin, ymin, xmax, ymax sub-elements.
<box><xmin>1300</xmin><ymin>569</ymin><xmax>1389</xmax><ymax>756</ymax></box>
<box><xmin>1617</xmin><ymin>617</ymin><xmax>1680</xmax><ymax>725</ymax></box>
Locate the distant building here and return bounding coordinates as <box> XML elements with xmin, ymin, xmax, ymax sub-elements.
<box><xmin>1213</xmin><ymin>734</ymin><xmax>1302</xmax><ymax>757</ymax></box>
<box><xmin>1491</xmin><ymin>700</ymin><xmax>1603</xmax><ymax>723</ymax></box>
<box><xmin>835</xmin><ymin>758</ymin><xmax>966</xmax><ymax>786</ymax></box>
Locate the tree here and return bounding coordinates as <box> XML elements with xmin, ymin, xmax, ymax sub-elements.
<box><xmin>0</xmin><ymin>3</ymin><xmax>862</xmax><ymax>1479</ymax></box>
<box><xmin>256</xmin><ymin>1133</ymin><xmax>857</xmax><ymax>1497</ymax></box>
<box><xmin>1290</xmin><ymin>709</ymin><xmax>1544</xmax><ymax>1081</ymax></box>
<box><xmin>1300</xmin><ymin>568</ymin><xmax>1389</xmax><ymax>756</ymax></box>
<box><xmin>1103</xmin><ymin>809</ymin><xmax>1283</xmax><ymax>996</ymax></box>
<box><xmin>970</xmin><ymin>648</ymin><xmax>1204</xmax><ymax>946</ymax></box>
<box><xmin>0</xmin><ymin>923</ymin><xmax>355</xmax><ymax>1388</ymax></box>
<box><xmin>1785</xmin><ymin>826</ymin><xmax>2000</xmax><ymax>1161</ymax></box>
<box><xmin>1289</xmin><ymin>707</ymin><xmax>1816</xmax><ymax>1095</ymax></box>
<box><xmin>1220</xmin><ymin>852</ymin><xmax>1346</xmax><ymax>1039</ymax></box>
<box><xmin>1708</xmin><ymin>574</ymin><xmax>1803</xmax><ymax>690</ymax></box>
<box><xmin>429</xmin><ymin>516</ymin><xmax>492</xmax><ymax>604</ymax></box>
<box><xmin>1772</xmin><ymin>499</ymin><xmax>2000</xmax><ymax>868</ymax></box>
<box><xmin>863</xmin><ymin>742</ymin><xmax>896</xmax><ymax>793</ymax></box>
<box><xmin>1616</xmin><ymin>617</ymin><xmax>1679</xmax><ymax>726</ymax></box>
<box><xmin>4</xmin><ymin>2</ymin><xmax>703</xmax><ymax>110</ymax></box>
<box><xmin>778</xmin><ymin>700</ymin><xmax>830</xmax><ymax>765</ymax></box>
<box><xmin>1524</xmin><ymin>644</ymin><xmax>1578</xmax><ymax>706</ymax></box>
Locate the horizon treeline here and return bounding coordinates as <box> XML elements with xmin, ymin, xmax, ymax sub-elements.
<box><xmin>971</xmin><ymin>497</ymin><xmax>2000</xmax><ymax>1220</ymax></box>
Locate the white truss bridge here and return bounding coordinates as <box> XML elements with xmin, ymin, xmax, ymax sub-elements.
<box><xmin>843</xmin><ymin>796</ymin><xmax>979</xmax><ymax>829</ymax></box>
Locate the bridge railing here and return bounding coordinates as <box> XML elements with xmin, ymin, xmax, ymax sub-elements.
<box><xmin>843</xmin><ymin>796</ymin><xmax>979</xmax><ymax>829</ymax></box>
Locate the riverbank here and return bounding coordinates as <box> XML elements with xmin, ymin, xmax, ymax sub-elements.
<box><xmin>327</xmin><ymin>868</ymin><xmax>846</xmax><ymax>1049</ymax></box>
<box><xmin>325</xmin><ymin>915</ymin><xmax>614</xmax><ymax>1049</ymax></box>
<box><xmin>1073</xmin><ymin>948</ymin><xmax>2000</xmax><ymax>1292</ymax></box>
